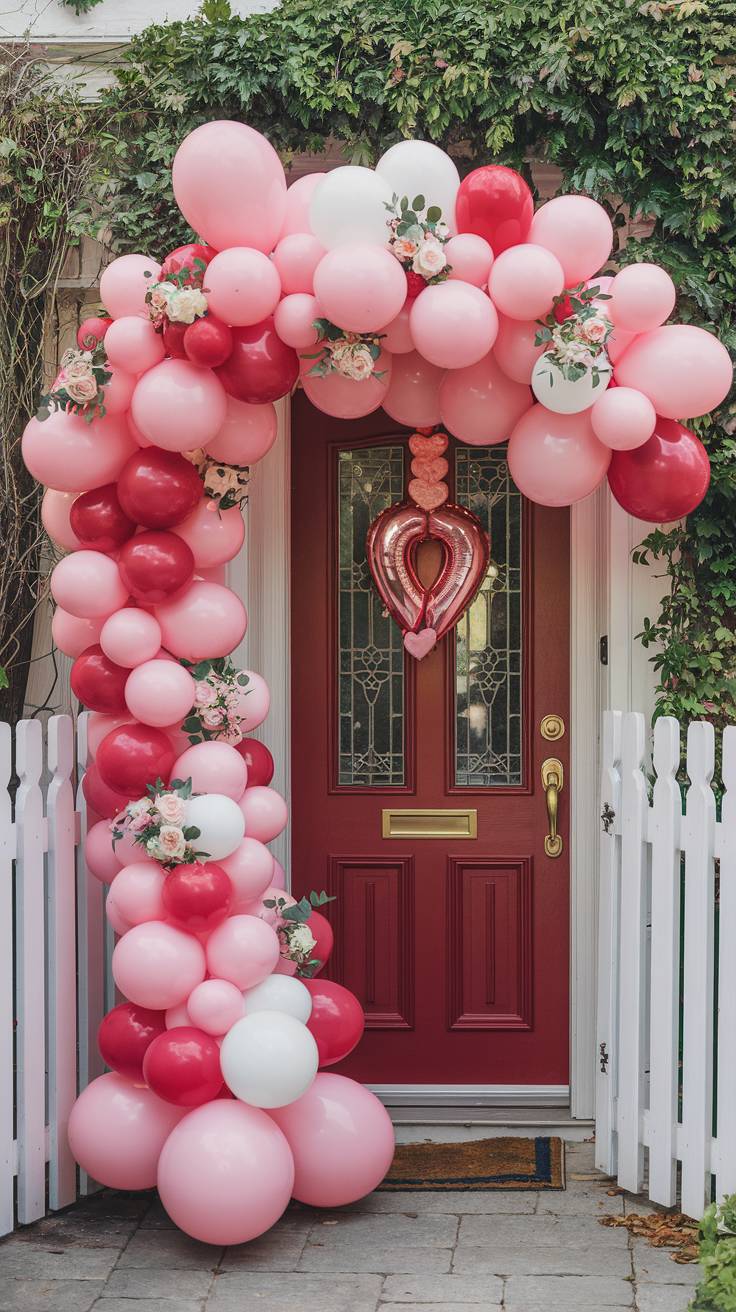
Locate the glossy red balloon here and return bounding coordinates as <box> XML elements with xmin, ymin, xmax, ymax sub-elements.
<box><xmin>305</xmin><ymin>910</ymin><xmax>334</xmax><ymax>976</ymax></box>
<box><xmin>76</xmin><ymin>315</ymin><xmax>112</xmax><ymax>350</ymax></box>
<box><xmin>69</xmin><ymin>483</ymin><xmax>137</xmax><ymax>553</ymax></box>
<box><xmin>235</xmin><ymin>738</ymin><xmax>274</xmax><ymax>787</ymax></box>
<box><xmin>142</xmin><ymin>1025</ymin><xmax>223</xmax><ymax>1107</ymax></box>
<box><xmin>455</xmin><ymin>164</ymin><xmax>534</xmax><ymax>255</ymax></box>
<box><xmin>82</xmin><ymin>763</ymin><xmax>133</xmax><ymax>819</ymax></box>
<box><xmin>162</xmin><ymin>320</ymin><xmax>188</xmax><ymax>359</ymax></box>
<box><xmin>608</xmin><ymin>418</ymin><xmax>711</xmax><ymax>523</ymax></box>
<box><xmin>216</xmin><ymin>318</ymin><xmax>299</xmax><ymax>404</ymax></box>
<box><xmin>117</xmin><ymin>448</ymin><xmax>203</xmax><ymax>530</ymax></box>
<box><xmin>98</xmin><ymin>1002</ymin><xmax>167</xmax><ymax>1081</ymax></box>
<box><xmin>162</xmin><ymin>861</ymin><xmax>233</xmax><ymax>932</ymax></box>
<box><xmin>118</xmin><ymin>531</ymin><xmax>195</xmax><ymax>604</ymax></box>
<box><xmin>160</xmin><ymin>242</ymin><xmax>216</xmax><ymax>285</ymax></box>
<box><xmin>183</xmin><ymin>316</ymin><xmax>233</xmax><ymax>368</ymax></box>
<box><xmin>305</xmin><ymin>979</ymin><xmax>365</xmax><ymax>1067</ymax></box>
<box><xmin>96</xmin><ymin>722</ymin><xmax>175</xmax><ymax>796</ymax></box>
<box><xmin>71</xmin><ymin>645</ymin><xmax>129</xmax><ymax>713</ymax></box>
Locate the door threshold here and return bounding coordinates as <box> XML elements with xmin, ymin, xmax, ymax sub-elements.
<box><xmin>368</xmin><ymin>1084</ymin><xmax>570</xmax><ymax>1108</ymax></box>
<box><xmin>385</xmin><ymin>1105</ymin><xmax>594</xmax><ymax>1145</ymax></box>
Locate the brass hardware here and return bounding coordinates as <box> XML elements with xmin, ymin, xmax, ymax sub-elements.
<box><xmin>540</xmin><ymin>713</ymin><xmax>565</xmax><ymax>742</ymax></box>
<box><xmin>541</xmin><ymin>757</ymin><xmax>564</xmax><ymax>858</ymax></box>
<box><xmin>382</xmin><ymin>808</ymin><xmax>477</xmax><ymax>839</ymax></box>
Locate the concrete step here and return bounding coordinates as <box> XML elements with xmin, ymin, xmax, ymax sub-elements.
<box><xmin>386</xmin><ymin>1105</ymin><xmax>595</xmax><ymax>1143</ymax></box>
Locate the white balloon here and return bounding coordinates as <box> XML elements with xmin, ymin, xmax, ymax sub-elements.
<box><xmin>376</xmin><ymin>140</ymin><xmax>460</xmax><ymax>234</ymax></box>
<box><xmin>531</xmin><ymin>349</ymin><xmax>612</xmax><ymax>414</ymax></box>
<box><xmin>243</xmin><ymin>974</ymin><xmax>312</xmax><ymax>1024</ymax></box>
<box><xmin>309</xmin><ymin>167</ymin><xmax>393</xmax><ymax>249</ymax></box>
<box><xmin>221</xmin><ymin>1011</ymin><xmax>319</xmax><ymax>1108</ymax></box>
<box><xmin>184</xmin><ymin>793</ymin><xmax>245</xmax><ymax>861</ymax></box>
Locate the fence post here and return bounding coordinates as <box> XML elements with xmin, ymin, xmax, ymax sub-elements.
<box><xmin>46</xmin><ymin>715</ymin><xmax>78</xmax><ymax>1210</ymax></box>
<box><xmin>596</xmin><ymin>709</ymin><xmax>622</xmax><ymax>1175</ymax></box>
<box><xmin>75</xmin><ymin>713</ymin><xmax>105</xmax><ymax>1196</ymax></box>
<box><xmin>716</xmin><ymin>726</ymin><xmax>736</xmax><ymax>1199</ymax></box>
<box><xmin>0</xmin><ymin>724</ymin><xmax>14</xmax><ymax>1235</ymax></box>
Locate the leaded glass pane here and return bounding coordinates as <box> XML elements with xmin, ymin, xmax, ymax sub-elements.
<box><xmin>337</xmin><ymin>445</ymin><xmax>406</xmax><ymax>787</ymax></box>
<box><xmin>454</xmin><ymin>446</ymin><xmax>523</xmax><ymax>787</ymax></box>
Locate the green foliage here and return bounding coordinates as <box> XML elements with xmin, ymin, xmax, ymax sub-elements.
<box><xmin>691</xmin><ymin>1196</ymin><xmax>736</xmax><ymax>1310</ymax></box>
<box><xmin>61</xmin><ymin>0</ymin><xmax>104</xmax><ymax>12</ymax></box>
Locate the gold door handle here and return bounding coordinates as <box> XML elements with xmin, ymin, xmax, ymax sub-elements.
<box><xmin>541</xmin><ymin>757</ymin><xmax>564</xmax><ymax>858</ymax></box>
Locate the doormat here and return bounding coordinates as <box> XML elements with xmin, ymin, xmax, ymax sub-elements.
<box><xmin>380</xmin><ymin>1136</ymin><xmax>565</xmax><ymax>1191</ymax></box>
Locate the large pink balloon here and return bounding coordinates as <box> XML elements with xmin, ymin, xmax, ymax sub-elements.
<box><xmin>219</xmin><ymin>837</ymin><xmax>275</xmax><ymax>911</ymax></box>
<box><xmin>229</xmin><ymin>670</ymin><xmax>270</xmax><ymax>731</ymax></box>
<box><xmin>157</xmin><ymin>1100</ymin><xmax>294</xmax><ymax>1245</ymax></box>
<box><xmin>100</xmin><ymin>608</ymin><xmax>162</xmax><ymax>669</ymax></box>
<box><xmin>112</xmin><ymin>920</ymin><xmax>206</xmax><ymax>1010</ymax></box>
<box><xmin>52</xmin><ymin>609</ymin><xmax>103</xmax><ymax>659</ymax></box>
<box><xmin>445</xmin><ymin>233</ymin><xmax>494</xmax><ymax>287</ymax></box>
<box><xmin>269</xmin><ymin>1073</ymin><xmax>395</xmax><ymax>1206</ymax></box>
<box><xmin>42</xmin><ymin>490</ymin><xmax>81</xmax><ymax>552</ymax></box>
<box><xmin>590</xmin><ymin>386</ymin><xmax>656</xmax><ymax>451</ymax></box>
<box><xmin>22</xmin><ymin>411</ymin><xmax>136</xmax><ymax>494</ymax></box>
<box><xmin>614</xmin><ymin>324</ymin><xmax>732</xmax><ymax>420</ymax></box>
<box><xmin>508</xmin><ymin>404</ymin><xmax>611</xmax><ymax>507</ymax></box>
<box><xmin>301</xmin><ymin>351</ymin><xmax>392</xmax><ymax>419</ymax></box>
<box><xmin>313</xmin><ymin>245</ymin><xmax>407</xmax><ymax>333</ymax></box>
<box><xmin>84</xmin><ymin>819</ymin><xmax>123</xmax><ymax>884</ymax></box>
<box><xmin>206</xmin><ymin>914</ymin><xmax>280</xmax><ymax>990</ymax></box>
<box><xmin>609</xmin><ymin>263</ymin><xmax>676</xmax><ymax>333</ymax></box>
<box><xmin>51</xmin><ymin>550</ymin><xmax>129</xmax><ymax>620</ymax></box>
<box><xmin>103</xmin><ymin>364</ymin><xmax>136</xmax><ymax>417</ymax></box>
<box><xmin>68</xmin><ymin>1072</ymin><xmax>183</xmax><ymax>1190</ymax></box>
<box><xmin>238</xmin><ymin>786</ymin><xmax>288</xmax><ymax>843</ymax></box>
<box><xmin>381</xmin><ymin>304</ymin><xmax>414</xmax><ymax>355</ymax></box>
<box><xmin>529</xmin><ymin>196</ymin><xmax>613</xmax><ymax>283</ymax></box>
<box><xmin>171</xmin><ymin>501</ymin><xmax>245</xmax><ymax>569</ymax></box>
<box><xmin>410</xmin><ymin>281</ymin><xmax>498</xmax><ymax>369</ymax></box>
<box><xmin>381</xmin><ymin>351</ymin><xmax>444</xmax><ymax>427</ymax></box>
<box><xmin>172</xmin><ymin>121</ymin><xmax>287</xmax><ymax>254</ymax></box>
<box><xmin>280</xmin><ymin>172</ymin><xmax>326</xmax><ymax>237</ymax></box>
<box><xmin>273</xmin><ymin>234</ymin><xmax>326</xmax><ymax>295</ymax></box>
<box><xmin>488</xmin><ymin>244</ymin><xmax>564</xmax><ymax>321</ymax></box>
<box><xmin>124</xmin><ymin>659</ymin><xmax>196</xmax><ymax>728</ymax></box>
<box><xmin>493</xmin><ymin>315</ymin><xmax>546</xmax><ymax>384</ymax></box>
<box><xmin>174</xmin><ymin>741</ymin><xmax>247</xmax><ymax>802</ymax></box>
<box><xmin>155</xmin><ymin>582</ymin><xmax>247</xmax><ymax>662</ymax></box>
<box><xmin>105</xmin><ymin>316</ymin><xmax>166</xmax><ymax>374</ymax></box>
<box><xmin>100</xmin><ymin>254</ymin><xmax>162</xmax><ymax>321</ymax></box>
<box><xmin>439</xmin><ymin>353</ymin><xmax>531</xmax><ymax>445</ymax></box>
<box><xmin>131</xmin><ymin>360</ymin><xmax>228</xmax><ymax>452</ymax></box>
<box><xmin>274</xmin><ymin>293</ymin><xmax>321</xmax><ymax>351</ymax></box>
<box><xmin>106</xmin><ymin>861</ymin><xmax>167</xmax><ymax>927</ymax></box>
<box><xmin>205</xmin><ymin>248</ymin><xmax>282</xmax><ymax>328</ymax></box>
<box><xmin>206</xmin><ymin>396</ymin><xmax>277</xmax><ymax>465</ymax></box>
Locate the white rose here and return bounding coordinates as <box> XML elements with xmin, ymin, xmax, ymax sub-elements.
<box><xmin>126</xmin><ymin>798</ymin><xmax>151</xmax><ymax>818</ymax></box>
<box><xmin>66</xmin><ymin>376</ymin><xmax>98</xmax><ymax>404</ymax></box>
<box><xmin>412</xmin><ymin>236</ymin><xmax>447</xmax><ymax>279</ymax></box>
<box><xmin>582</xmin><ymin>316</ymin><xmax>609</xmax><ymax>345</ymax></box>
<box><xmin>339</xmin><ymin>345</ymin><xmax>375</xmax><ymax>382</ymax></box>
<box><xmin>147</xmin><ymin>825</ymin><xmax>186</xmax><ymax>862</ymax></box>
<box><xmin>284</xmin><ymin>922</ymin><xmax>317</xmax><ymax>962</ymax></box>
<box><xmin>167</xmin><ymin>288</ymin><xmax>208</xmax><ymax>324</ymax></box>
<box><xmin>156</xmin><ymin>792</ymin><xmax>186</xmax><ymax>825</ymax></box>
<box><xmin>65</xmin><ymin>356</ymin><xmax>95</xmax><ymax>381</ymax></box>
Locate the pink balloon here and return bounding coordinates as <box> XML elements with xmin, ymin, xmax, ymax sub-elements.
<box><xmin>439</xmin><ymin>353</ymin><xmax>531</xmax><ymax>445</ymax></box>
<box><xmin>127</xmin><ymin>412</ymin><xmax>153</xmax><ymax>447</ymax></box>
<box><xmin>51</xmin><ymin>550</ymin><xmax>128</xmax><ymax>620</ymax></box>
<box><xmin>131</xmin><ymin>359</ymin><xmax>228</xmax><ymax>452</ymax></box>
<box><xmin>271</xmin><ymin>859</ymin><xmax>286</xmax><ymax>891</ymax></box>
<box><xmin>86</xmin><ymin>711</ymin><xmax>135</xmax><ymax>758</ymax></box>
<box><xmin>165</xmin><ymin>1002</ymin><xmax>190</xmax><ymax>1029</ymax></box>
<box><xmin>381</xmin><ymin>304</ymin><xmax>414</xmax><ymax>355</ymax></box>
<box><xmin>229</xmin><ymin>670</ymin><xmax>270</xmax><ymax>732</ymax></box>
<box><xmin>100</xmin><ymin>609</ymin><xmax>162</xmax><ymax>669</ymax></box>
<box><xmin>205</xmin><ymin>248</ymin><xmax>282</xmax><ymax>328</ymax></box>
<box><xmin>493</xmin><ymin>315</ymin><xmax>546</xmax><ymax>384</ymax></box>
<box><xmin>171</xmin><ymin>501</ymin><xmax>245</xmax><ymax>569</ymax></box>
<box><xmin>106</xmin><ymin>900</ymin><xmax>132</xmax><ymax>937</ymax></box>
<box><xmin>607</xmin><ymin>324</ymin><xmax>638</xmax><ymax>365</ymax></box>
<box><xmin>105</xmin><ymin>316</ymin><xmax>166</xmax><ymax>374</ymax></box>
<box><xmin>155</xmin><ymin>582</ymin><xmax>247</xmax><ymax>662</ymax></box>
<box><xmin>68</xmin><ymin>1072</ymin><xmax>183</xmax><ymax>1190</ymax></box>
<box><xmin>274</xmin><ymin>293</ymin><xmax>321</xmax><ymax>350</ymax></box>
<box><xmin>124</xmin><ymin>659</ymin><xmax>196</xmax><ymax>728</ymax></box>
<box><xmin>239</xmin><ymin>786</ymin><xmax>288</xmax><ymax>843</ymax></box>
<box><xmin>614</xmin><ymin>324</ymin><xmax>732</xmax><ymax>420</ymax></box>
<box><xmin>280</xmin><ymin>172</ymin><xmax>326</xmax><ymax>237</ymax></box>
<box><xmin>381</xmin><ymin>351</ymin><xmax>444</xmax><ymax>427</ymax></box>
<box><xmin>206</xmin><ymin>395</ymin><xmax>278</xmax><ymax>464</ymax></box>
<box><xmin>100</xmin><ymin>254</ymin><xmax>162</xmax><ymax>321</ymax></box>
<box><xmin>107</xmin><ymin>861</ymin><xmax>167</xmax><ymax>927</ymax></box>
<box><xmin>273</xmin><ymin>234</ymin><xmax>326</xmax><ymax>295</ymax></box>
<box><xmin>52</xmin><ymin>608</ymin><xmax>103</xmax><ymax>659</ymax></box>
<box><xmin>301</xmin><ymin>351</ymin><xmax>392</xmax><ymax>420</ymax></box>
<box><xmin>84</xmin><ymin>819</ymin><xmax>123</xmax><ymax>884</ymax></box>
<box><xmin>269</xmin><ymin>1073</ymin><xmax>394</xmax><ymax>1207</ymax></box>
<box><xmin>274</xmin><ymin>957</ymin><xmax>298</xmax><ymax>977</ymax></box>
<box><xmin>445</xmin><ymin>233</ymin><xmax>494</xmax><ymax>287</ymax></box>
<box><xmin>244</xmin><ymin>886</ymin><xmax>296</xmax><ymax>928</ymax></box>
<box><xmin>609</xmin><ymin>264</ymin><xmax>676</xmax><ymax>333</ymax></box>
<box><xmin>187</xmin><ymin>978</ymin><xmax>244</xmax><ymax>1036</ymax></box>
<box><xmin>313</xmin><ymin>245</ymin><xmax>407</xmax><ymax>332</ymax></box>
<box><xmin>591</xmin><ymin>386</ymin><xmax>656</xmax><ymax>451</ymax></box>
<box><xmin>508</xmin><ymin>404</ymin><xmax>611</xmax><ymax>506</ymax></box>
<box><xmin>157</xmin><ymin>1100</ymin><xmax>294</xmax><ymax>1245</ymax></box>
<box><xmin>113</xmin><ymin>828</ymin><xmax>156</xmax><ymax>869</ymax></box>
<box><xmin>42</xmin><ymin>490</ymin><xmax>81</xmax><ymax>552</ymax></box>
<box><xmin>206</xmin><ymin>914</ymin><xmax>280</xmax><ymax>989</ymax></box>
<box><xmin>488</xmin><ymin>244</ymin><xmax>565</xmax><ymax>321</ymax></box>
<box><xmin>529</xmin><ymin>196</ymin><xmax>613</xmax><ymax>283</ymax></box>
<box><xmin>22</xmin><ymin>411</ymin><xmax>136</xmax><ymax>494</ymax></box>
<box><xmin>410</xmin><ymin>281</ymin><xmax>498</xmax><ymax>369</ymax></box>
<box><xmin>174</xmin><ymin>742</ymin><xmax>247</xmax><ymax>802</ymax></box>
<box><xmin>103</xmin><ymin>364</ymin><xmax>136</xmax><ymax>417</ymax></box>
<box><xmin>219</xmin><ymin>837</ymin><xmax>275</xmax><ymax>911</ymax></box>
<box><xmin>112</xmin><ymin>920</ymin><xmax>206</xmax><ymax>1010</ymax></box>
<box><xmin>172</xmin><ymin>121</ymin><xmax>287</xmax><ymax>255</ymax></box>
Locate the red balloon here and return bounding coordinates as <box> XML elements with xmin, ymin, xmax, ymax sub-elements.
<box><xmin>82</xmin><ymin>763</ymin><xmax>132</xmax><ymax>819</ymax></box>
<box><xmin>117</xmin><ymin>448</ymin><xmax>203</xmax><ymax>530</ymax></box>
<box><xmin>455</xmin><ymin>165</ymin><xmax>534</xmax><ymax>255</ymax></box>
<box><xmin>96</xmin><ymin>722</ymin><xmax>175</xmax><ymax>796</ymax></box>
<box><xmin>183</xmin><ymin>316</ymin><xmax>233</xmax><ymax>368</ymax></box>
<box><xmin>98</xmin><ymin>1002</ymin><xmax>166</xmax><ymax>1082</ymax></box>
<box><xmin>162</xmin><ymin>861</ymin><xmax>233</xmax><ymax>932</ymax></box>
<box><xmin>608</xmin><ymin>418</ymin><xmax>711</xmax><ymax>523</ymax></box>
<box><xmin>305</xmin><ymin>979</ymin><xmax>365</xmax><ymax>1067</ymax></box>
<box><xmin>76</xmin><ymin>315</ymin><xmax>112</xmax><ymax>350</ymax></box>
<box><xmin>235</xmin><ymin>738</ymin><xmax>274</xmax><ymax>787</ymax></box>
<box><xmin>142</xmin><ymin>1026</ymin><xmax>223</xmax><ymax>1107</ymax></box>
<box><xmin>71</xmin><ymin>645</ymin><xmax>129</xmax><ymax>713</ymax></box>
<box><xmin>118</xmin><ymin>531</ymin><xmax>195</xmax><ymax>604</ymax></box>
<box><xmin>160</xmin><ymin>243</ymin><xmax>216</xmax><ymax>285</ymax></box>
<box><xmin>162</xmin><ymin>320</ymin><xmax>188</xmax><ymax>359</ymax></box>
<box><xmin>69</xmin><ymin>483</ymin><xmax>137</xmax><ymax>553</ymax></box>
<box><xmin>216</xmin><ymin>318</ymin><xmax>299</xmax><ymax>404</ymax></box>
<box><xmin>306</xmin><ymin>910</ymin><xmax>334</xmax><ymax>976</ymax></box>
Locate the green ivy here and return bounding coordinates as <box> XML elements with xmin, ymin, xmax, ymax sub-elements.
<box><xmin>90</xmin><ymin>0</ymin><xmax>736</xmax><ymax>729</ymax></box>
<box><xmin>691</xmin><ymin>1196</ymin><xmax>736</xmax><ymax>1311</ymax></box>
<box><xmin>61</xmin><ymin>0</ymin><xmax>104</xmax><ymax>13</ymax></box>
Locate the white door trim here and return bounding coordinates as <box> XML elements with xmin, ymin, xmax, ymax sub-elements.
<box><xmin>368</xmin><ymin>1084</ymin><xmax>570</xmax><ymax>1108</ymax></box>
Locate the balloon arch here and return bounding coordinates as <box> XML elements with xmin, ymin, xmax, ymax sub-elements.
<box><xmin>22</xmin><ymin>121</ymin><xmax>731</xmax><ymax>1244</ymax></box>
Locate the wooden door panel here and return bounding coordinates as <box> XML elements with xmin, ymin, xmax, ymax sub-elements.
<box><xmin>447</xmin><ymin>857</ymin><xmax>533</xmax><ymax>1031</ymax></box>
<box><xmin>328</xmin><ymin>857</ymin><xmax>414</xmax><ymax>1030</ymax></box>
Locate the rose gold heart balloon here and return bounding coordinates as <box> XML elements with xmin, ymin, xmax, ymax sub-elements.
<box><xmin>424</xmin><ymin>503</ymin><xmax>490</xmax><ymax>639</ymax></box>
<box><xmin>365</xmin><ymin>503</ymin><xmax>428</xmax><ymax>634</ymax></box>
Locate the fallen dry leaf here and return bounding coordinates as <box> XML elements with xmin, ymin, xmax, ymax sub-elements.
<box><xmin>599</xmin><ymin>1210</ymin><xmax>699</xmax><ymax>1262</ymax></box>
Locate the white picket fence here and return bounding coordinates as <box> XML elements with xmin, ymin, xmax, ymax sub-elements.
<box><xmin>597</xmin><ymin>709</ymin><xmax>736</xmax><ymax>1217</ymax></box>
<box><xmin>0</xmin><ymin>713</ymin><xmax>112</xmax><ymax>1237</ymax></box>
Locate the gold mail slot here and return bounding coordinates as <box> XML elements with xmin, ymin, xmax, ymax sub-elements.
<box><xmin>381</xmin><ymin>808</ymin><xmax>477</xmax><ymax>839</ymax></box>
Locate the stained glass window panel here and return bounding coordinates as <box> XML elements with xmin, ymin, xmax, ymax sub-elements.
<box><xmin>337</xmin><ymin>445</ymin><xmax>406</xmax><ymax>787</ymax></box>
<box><xmin>454</xmin><ymin>446</ymin><xmax>523</xmax><ymax>787</ymax></box>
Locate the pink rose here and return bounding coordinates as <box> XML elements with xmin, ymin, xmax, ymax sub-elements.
<box><xmin>582</xmin><ymin>316</ymin><xmax>608</xmax><ymax>345</ymax></box>
<box><xmin>65</xmin><ymin>375</ymin><xmax>97</xmax><ymax>404</ymax></box>
<box><xmin>128</xmin><ymin>811</ymin><xmax>150</xmax><ymax>834</ymax></box>
<box><xmin>201</xmin><ymin>706</ymin><xmax>225</xmax><ymax>729</ymax></box>
<box><xmin>149</xmin><ymin>825</ymin><xmax>186</xmax><ymax>861</ymax></box>
<box><xmin>194</xmin><ymin>680</ymin><xmax>217</xmax><ymax>707</ymax></box>
<box><xmin>392</xmin><ymin>237</ymin><xmax>419</xmax><ymax>262</ymax></box>
<box><xmin>156</xmin><ymin>792</ymin><xmax>186</xmax><ymax>825</ymax></box>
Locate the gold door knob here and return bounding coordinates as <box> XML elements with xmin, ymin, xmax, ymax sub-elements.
<box><xmin>541</xmin><ymin>757</ymin><xmax>564</xmax><ymax>858</ymax></box>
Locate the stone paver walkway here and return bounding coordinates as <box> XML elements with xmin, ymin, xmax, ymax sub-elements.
<box><xmin>0</xmin><ymin>1143</ymin><xmax>700</xmax><ymax>1311</ymax></box>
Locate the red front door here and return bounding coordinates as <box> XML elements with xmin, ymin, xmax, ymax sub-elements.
<box><xmin>290</xmin><ymin>392</ymin><xmax>570</xmax><ymax>1090</ymax></box>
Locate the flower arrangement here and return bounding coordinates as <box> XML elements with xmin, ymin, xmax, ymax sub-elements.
<box><xmin>183</xmin><ymin>448</ymin><xmax>250</xmax><ymax>511</ymax></box>
<box><xmin>303</xmin><ymin>319</ymin><xmax>385</xmax><ymax>381</ymax></box>
<box><xmin>145</xmin><ymin>258</ymin><xmax>209</xmax><ymax>332</ymax></box>
<box><xmin>179</xmin><ymin>657</ymin><xmax>251</xmax><ymax>745</ymax></box>
<box><xmin>111</xmin><ymin>776</ymin><xmax>206</xmax><ymax>866</ymax></box>
<box><xmin>36</xmin><ymin>345</ymin><xmax>111</xmax><ymax>424</ymax></box>
<box><xmin>264</xmin><ymin>890</ymin><xmax>336</xmax><ymax>977</ymax></box>
<box><xmin>385</xmin><ymin>192</ymin><xmax>450</xmax><ymax>297</ymax></box>
<box><xmin>534</xmin><ymin>283</ymin><xmax>613</xmax><ymax>385</ymax></box>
